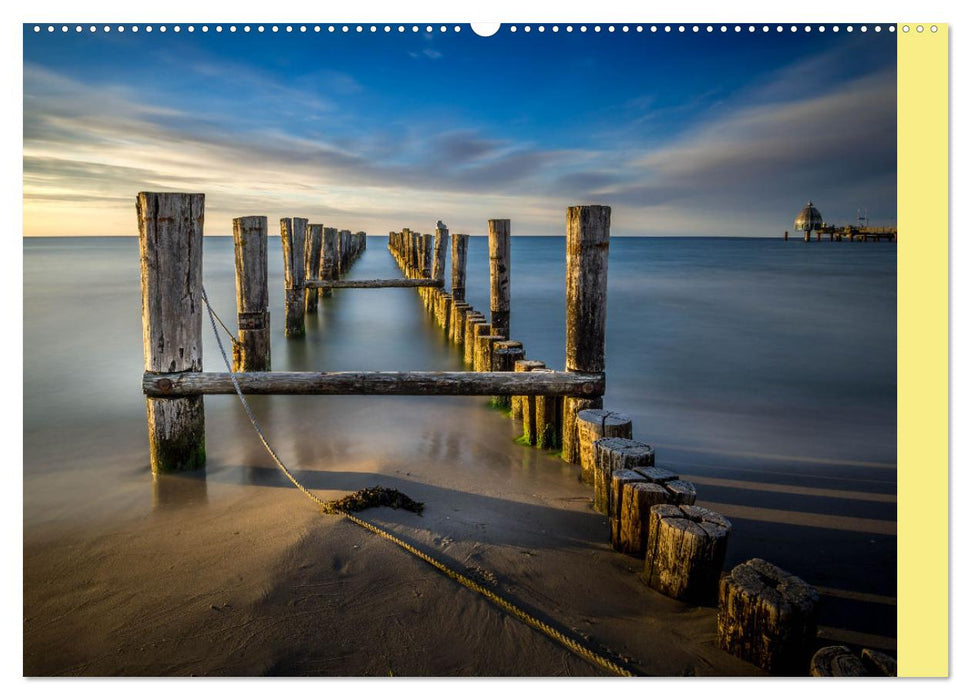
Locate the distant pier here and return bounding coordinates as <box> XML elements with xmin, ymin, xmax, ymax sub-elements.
<box><xmin>784</xmin><ymin>225</ymin><xmax>897</xmax><ymax>242</ymax></box>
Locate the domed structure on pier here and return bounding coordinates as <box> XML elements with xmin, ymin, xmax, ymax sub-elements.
<box><xmin>794</xmin><ymin>201</ymin><xmax>823</xmax><ymax>232</ymax></box>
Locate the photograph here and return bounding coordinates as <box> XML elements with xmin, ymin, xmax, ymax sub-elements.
<box><xmin>22</xmin><ymin>20</ymin><xmax>909</xmax><ymax>677</ymax></box>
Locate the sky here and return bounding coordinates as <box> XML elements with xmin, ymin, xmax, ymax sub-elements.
<box><xmin>22</xmin><ymin>24</ymin><xmax>897</xmax><ymax>237</ymax></box>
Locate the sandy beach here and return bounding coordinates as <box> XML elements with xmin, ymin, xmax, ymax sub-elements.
<box><xmin>24</xmin><ymin>397</ymin><xmax>765</xmax><ymax>677</ymax></box>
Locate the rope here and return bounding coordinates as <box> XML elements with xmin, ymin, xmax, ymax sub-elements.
<box><xmin>199</xmin><ymin>286</ymin><xmax>637</xmax><ymax>678</ymax></box>
<box><xmin>208</xmin><ymin>303</ymin><xmax>241</xmax><ymax>350</ymax></box>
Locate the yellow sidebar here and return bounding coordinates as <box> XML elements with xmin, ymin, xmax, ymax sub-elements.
<box><xmin>897</xmin><ymin>22</ymin><xmax>949</xmax><ymax>677</ymax></box>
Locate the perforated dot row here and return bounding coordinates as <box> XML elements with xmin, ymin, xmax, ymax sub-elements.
<box><xmin>30</xmin><ymin>23</ymin><xmax>920</xmax><ymax>35</ymax></box>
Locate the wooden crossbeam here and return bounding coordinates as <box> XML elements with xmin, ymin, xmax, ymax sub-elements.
<box><xmin>304</xmin><ymin>278</ymin><xmax>444</xmax><ymax>289</ymax></box>
<box><xmin>144</xmin><ymin>370</ymin><xmax>605</xmax><ymax>397</ymax></box>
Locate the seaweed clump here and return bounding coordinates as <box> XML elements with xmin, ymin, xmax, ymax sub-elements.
<box><xmin>321</xmin><ymin>486</ymin><xmax>424</xmax><ymax>516</ymax></box>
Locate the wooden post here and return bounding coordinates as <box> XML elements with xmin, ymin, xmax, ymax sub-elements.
<box><xmin>810</xmin><ymin>647</ymin><xmax>896</xmax><ymax>677</ymax></box>
<box><xmin>305</xmin><ymin>224</ymin><xmax>323</xmax><ymax>313</ymax></box>
<box><xmin>563</xmin><ymin>205</ymin><xmax>610</xmax><ymax>464</ymax></box>
<box><xmin>488</xmin><ymin>219</ymin><xmax>511</xmax><ymax>338</ymax></box>
<box><xmin>138</xmin><ymin>192</ymin><xmax>206</xmax><ymax>473</ymax></box>
<box><xmin>592</xmin><ymin>437</ymin><xmax>654</xmax><ymax>514</ymax></box>
<box><xmin>575</xmin><ymin>409</ymin><xmax>632</xmax><ymax>484</ymax></box>
<box><xmin>450</xmin><ymin>301</ymin><xmax>471</xmax><ymax>345</ymax></box>
<box><xmin>512</xmin><ymin>360</ymin><xmax>546</xmax><ymax>420</ymax></box>
<box><xmin>320</xmin><ymin>227</ymin><xmax>338</xmax><ymax>298</ymax></box>
<box><xmin>421</xmin><ymin>233</ymin><xmax>433</xmax><ymax>308</ymax></box>
<box><xmin>609</xmin><ymin>469</ymin><xmax>647</xmax><ymax>549</ymax></box>
<box><xmin>465</xmin><ymin>315</ymin><xmax>488</xmax><ymax>366</ymax></box>
<box><xmin>451</xmin><ymin>232</ymin><xmax>469</xmax><ymax>302</ymax></box>
<box><xmin>529</xmin><ymin>368</ymin><xmax>562</xmax><ymax>450</ymax></box>
<box><xmin>491</xmin><ymin>341</ymin><xmax>524</xmax><ymax>409</ymax></box>
<box><xmin>281</xmin><ymin>217</ymin><xmax>308</xmax><ymax>337</ymax></box>
<box><xmin>718</xmin><ymin>558</ymin><xmax>819</xmax><ymax>675</ymax></box>
<box><xmin>619</xmin><ymin>482</ymin><xmax>670</xmax><ymax>557</ymax></box>
<box><xmin>232</xmin><ymin>215</ymin><xmax>270</xmax><ymax>372</ymax></box>
<box><xmin>433</xmin><ymin>221</ymin><xmax>448</xmax><ymax>283</ymax></box>
<box><xmin>474</xmin><ymin>334</ymin><xmax>504</xmax><ymax>373</ymax></box>
<box><xmin>644</xmin><ymin>504</ymin><xmax>731</xmax><ymax>603</ymax></box>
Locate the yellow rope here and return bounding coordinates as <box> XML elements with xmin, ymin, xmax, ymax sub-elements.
<box><xmin>342</xmin><ymin>512</ymin><xmax>636</xmax><ymax>677</ymax></box>
<box><xmin>201</xmin><ymin>286</ymin><xmax>637</xmax><ymax>678</ymax></box>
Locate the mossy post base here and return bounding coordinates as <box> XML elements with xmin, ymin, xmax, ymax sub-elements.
<box><xmin>146</xmin><ymin>396</ymin><xmax>207</xmax><ymax>472</ymax></box>
<box><xmin>137</xmin><ymin>191</ymin><xmax>207</xmax><ymax>474</ymax></box>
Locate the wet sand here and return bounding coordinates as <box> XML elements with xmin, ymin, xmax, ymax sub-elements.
<box><xmin>25</xmin><ymin>398</ymin><xmax>763</xmax><ymax>677</ymax></box>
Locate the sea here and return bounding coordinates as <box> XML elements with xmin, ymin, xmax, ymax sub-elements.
<box><xmin>23</xmin><ymin>235</ymin><xmax>896</xmax><ymax>641</ymax></box>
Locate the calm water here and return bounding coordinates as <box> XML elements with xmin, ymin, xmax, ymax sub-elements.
<box><xmin>23</xmin><ymin>236</ymin><xmax>897</xmax><ymax>627</ymax></box>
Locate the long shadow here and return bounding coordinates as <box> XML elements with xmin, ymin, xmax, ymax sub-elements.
<box><xmin>235</xmin><ymin>465</ymin><xmax>606</xmax><ymax>552</ymax></box>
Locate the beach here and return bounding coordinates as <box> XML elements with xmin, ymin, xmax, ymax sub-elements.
<box><xmin>23</xmin><ymin>236</ymin><xmax>896</xmax><ymax>675</ymax></box>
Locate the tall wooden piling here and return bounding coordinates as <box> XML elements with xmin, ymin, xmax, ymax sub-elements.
<box><xmin>138</xmin><ymin>192</ymin><xmax>206</xmax><ymax>473</ymax></box>
<box><xmin>281</xmin><ymin>217</ymin><xmax>308</xmax><ymax>337</ymax></box>
<box><xmin>320</xmin><ymin>227</ymin><xmax>338</xmax><ymax>298</ymax></box>
<box><xmin>488</xmin><ymin>219</ymin><xmax>511</xmax><ymax>338</ymax></box>
<box><xmin>232</xmin><ymin>215</ymin><xmax>270</xmax><ymax>372</ymax></box>
<box><xmin>305</xmin><ymin>223</ymin><xmax>323</xmax><ymax>313</ymax></box>
<box><xmin>451</xmin><ymin>233</ymin><xmax>469</xmax><ymax>303</ymax></box>
<box><xmin>562</xmin><ymin>205</ymin><xmax>610</xmax><ymax>464</ymax></box>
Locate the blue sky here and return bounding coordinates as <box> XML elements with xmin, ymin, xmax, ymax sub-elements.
<box><xmin>23</xmin><ymin>24</ymin><xmax>896</xmax><ymax>236</ymax></box>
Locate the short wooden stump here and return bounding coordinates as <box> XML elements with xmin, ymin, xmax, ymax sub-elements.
<box><xmin>810</xmin><ymin>646</ymin><xmax>897</xmax><ymax>677</ymax></box>
<box><xmin>644</xmin><ymin>504</ymin><xmax>731</xmax><ymax>603</ymax></box>
<box><xmin>575</xmin><ymin>409</ymin><xmax>633</xmax><ymax>484</ymax></box>
<box><xmin>717</xmin><ymin>558</ymin><xmax>819</xmax><ymax>675</ymax></box>
<box><xmin>593</xmin><ymin>437</ymin><xmax>654</xmax><ymax>514</ymax></box>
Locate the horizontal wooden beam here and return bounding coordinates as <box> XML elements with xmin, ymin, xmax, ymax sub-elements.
<box><xmin>304</xmin><ymin>278</ymin><xmax>444</xmax><ymax>289</ymax></box>
<box><xmin>144</xmin><ymin>370</ymin><xmax>605</xmax><ymax>397</ymax></box>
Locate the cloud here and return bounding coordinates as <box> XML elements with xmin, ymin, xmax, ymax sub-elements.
<box><xmin>22</xmin><ymin>44</ymin><xmax>896</xmax><ymax>238</ymax></box>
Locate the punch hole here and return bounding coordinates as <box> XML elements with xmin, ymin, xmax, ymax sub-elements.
<box><xmin>931</xmin><ymin>25</ymin><xmax>938</xmax><ymax>32</ymax></box>
<box><xmin>916</xmin><ymin>25</ymin><xmax>924</xmax><ymax>32</ymax></box>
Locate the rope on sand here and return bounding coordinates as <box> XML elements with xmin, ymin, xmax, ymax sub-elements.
<box><xmin>201</xmin><ymin>286</ymin><xmax>637</xmax><ymax>677</ymax></box>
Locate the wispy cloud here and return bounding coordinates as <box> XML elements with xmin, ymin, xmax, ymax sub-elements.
<box><xmin>22</xmin><ymin>39</ymin><xmax>895</xmax><ymax>238</ymax></box>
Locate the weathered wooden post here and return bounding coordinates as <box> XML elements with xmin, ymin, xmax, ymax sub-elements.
<box><xmin>138</xmin><ymin>192</ymin><xmax>206</xmax><ymax>473</ymax></box>
<box><xmin>644</xmin><ymin>504</ymin><xmax>731</xmax><ymax>603</ymax></box>
<box><xmin>491</xmin><ymin>341</ymin><xmax>524</xmax><ymax>409</ymax></box>
<box><xmin>810</xmin><ymin>647</ymin><xmax>896</xmax><ymax>677</ymax></box>
<box><xmin>592</xmin><ymin>437</ymin><xmax>654</xmax><ymax>514</ymax></box>
<box><xmin>718</xmin><ymin>558</ymin><xmax>819</xmax><ymax>675</ymax></box>
<box><xmin>488</xmin><ymin>219</ymin><xmax>511</xmax><ymax>337</ymax></box>
<box><xmin>320</xmin><ymin>227</ymin><xmax>338</xmax><ymax>298</ymax></box>
<box><xmin>465</xmin><ymin>315</ymin><xmax>489</xmax><ymax>366</ymax></box>
<box><xmin>619</xmin><ymin>482</ymin><xmax>671</xmax><ymax>556</ymax></box>
<box><xmin>609</xmin><ymin>469</ymin><xmax>647</xmax><ymax>549</ymax></box>
<box><xmin>421</xmin><ymin>233</ymin><xmax>433</xmax><ymax>308</ymax></box>
<box><xmin>281</xmin><ymin>217</ymin><xmax>308</xmax><ymax>337</ymax></box>
<box><xmin>535</xmin><ymin>393</ymin><xmax>562</xmax><ymax>450</ymax></box>
<box><xmin>451</xmin><ymin>232</ymin><xmax>468</xmax><ymax>304</ymax></box>
<box><xmin>562</xmin><ymin>205</ymin><xmax>609</xmax><ymax>464</ymax></box>
<box><xmin>575</xmin><ymin>408</ymin><xmax>632</xmax><ymax>484</ymax></box>
<box><xmin>512</xmin><ymin>359</ymin><xmax>546</xmax><ymax>420</ymax></box>
<box><xmin>474</xmin><ymin>333</ymin><xmax>504</xmax><ymax>373</ymax></box>
<box><xmin>232</xmin><ymin>215</ymin><xmax>270</xmax><ymax>372</ymax></box>
<box><xmin>305</xmin><ymin>223</ymin><xmax>323</xmax><ymax>313</ymax></box>
<box><xmin>450</xmin><ymin>301</ymin><xmax>471</xmax><ymax>345</ymax></box>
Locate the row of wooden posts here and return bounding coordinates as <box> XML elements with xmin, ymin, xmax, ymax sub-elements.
<box><xmin>387</xmin><ymin>219</ymin><xmax>892</xmax><ymax>677</ymax></box>
<box><xmin>385</xmin><ymin>212</ymin><xmax>608</xmax><ymax>466</ymax></box>
<box><xmin>229</xmin><ymin>217</ymin><xmax>367</xmax><ymax>373</ymax></box>
<box><xmin>137</xmin><ymin>192</ymin><xmax>891</xmax><ymax>676</ymax></box>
